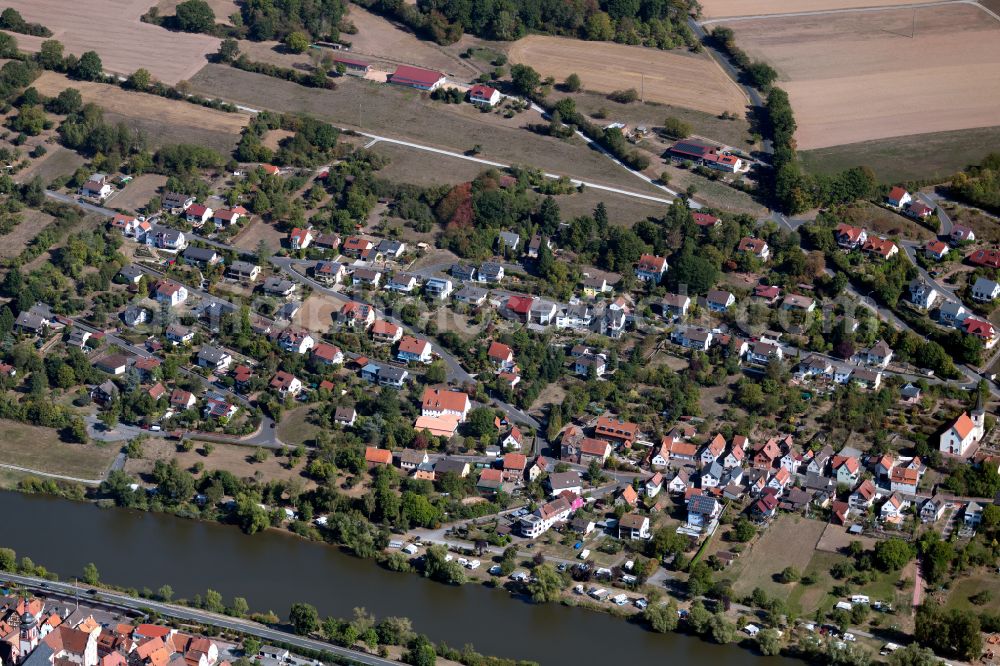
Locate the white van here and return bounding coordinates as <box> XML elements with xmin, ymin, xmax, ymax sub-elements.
<box><xmin>579</xmin><ymin>549</ymin><xmax>591</xmax><ymax>560</ymax></box>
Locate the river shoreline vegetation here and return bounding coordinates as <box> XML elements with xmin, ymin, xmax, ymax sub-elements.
<box><xmin>0</xmin><ymin>544</ymin><xmax>539</xmax><ymax>666</ymax></box>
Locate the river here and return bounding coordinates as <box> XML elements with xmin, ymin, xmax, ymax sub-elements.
<box><xmin>2</xmin><ymin>491</ymin><xmax>795</xmax><ymax>665</ymax></box>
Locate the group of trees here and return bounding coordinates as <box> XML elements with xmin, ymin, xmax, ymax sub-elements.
<box><xmin>0</xmin><ymin>8</ymin><xmax>51</xmax><ymax>37</ymax></box>
<box><xmin>950</xmin><ymin>153</ymin><xmax>1000</xmax><ymax>214</ymax></box>
<box><xmin>358</xmin><ymin>0</ymin><xmax>696</xmax><ymax>48</ymax></box>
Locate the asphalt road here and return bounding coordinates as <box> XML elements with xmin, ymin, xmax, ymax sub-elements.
<box><xmin>0</xmin><ymin>572</ymin><xmax>395</xmax><ymax>666</ymax></box>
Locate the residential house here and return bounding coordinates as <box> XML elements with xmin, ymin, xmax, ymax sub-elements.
<box><xmin>738</xmin><ymin>237</ymin><xmax>770</xmax><ymax>261</ymax></box>
<box><xmin>574</xmin><ymin>353</ymin><xmax>607</xmax><ymax>378</ymax></box>
<box><xmin>197</xmin><ymin>346</ymin><xmax>233</xmax><ymax>372</ymax></box>
<box><xmin>746</xmin><ymin>340</ymin><xmax>782</xmax><ymax>365</ymax></box>
<box><xmin>519</xmin><ymin>495</ymin><xmax>572</xmax><ymax>538</ymax></box>
<box><xmin>910</xmin><ymin>201</ymin><xmax>937</xmax><ymax>223</ymax></box>
<box><xmin>951</xmin><ymin>225</ymin><xmax>975</xmax><ymax>245</ymax></box>
<box><xmin>435</xmin><ymin>458</ymin><xmax>470</xmax><ymax>478</ymax></box>
<box><xmin>261</xmin><ymin>276</ymin><xmax>297</xmax><ymax>298</ymax></box>
<box><xmin>497</xmin><ymin>231</ymin><xmax>521</xmax><ymax>253</ymax></box>
<box><xmin>451</xmin><ymin>264</ymin><xmax>476</xmax><ymax>282</ymax></box>
<box><xmin>397</xmin><ymin>335</ymin><xmax>433</xmax><ymax>363</ymax></box>
<box><xmin>968</xmin><ymin>248</ymin><xmax>1000</xmax><ymax>268</ymax></box>
<box><xmin>556</xmin><ymin>303</ymin><xmax>594</xmax><ymax>331</ymax></box>
<box><xmin>939</xmin><ymin>300</ymin><xmax>969</xmax><ymax>326</ymax></box>
<box><xmin>685</xmin><ymin>495</ymin><xmax>721</xmax><ymax>534</ymax></box>
<box><xmin>595</xmin><ymin>415</ymin><xmax>640</xmax><ymax>447</ymax></box>
<box><xmin>526</xmin><ymin>299</ymin><xmax>557</xmax><ymax>327</ymax></box>
<box><xmin>153</xmin><ymin>280</ymin><xmax>188</xmax><ymax>307</ymax></box>
<box><xmin>311</xmin><ymin>342</ymin><xmax>344</xmax><ymax>366</ymax></box>
<box><xmin>865</xmin><ymin>340</ymin><xmax>894</xmax><ymax>368</ymax></box>
<box><xmin>361</xmin><ymin>362</ymin><xmax>409</xmax><ymax>388</ymax></box>
<box><xmin>170</xmin><ymin>388</ymin><xmax>196</xmax><ymax>410</ymax></box>
<box><xmin>377</xmin><ymin>239</ymin><xmax>406</xmax><ymax>259</ymax></box>
<box><xmin>288</xmin><ymin>227</ymin><xmax>314</xmax><ymax>250</ymax></box>
<box><xmin>334</xmin><ymin>407</ymin><xmax>356</xmax><ymax>427</ymax></box>
<box><xmin>548</xmin><ymin>471</ymin><xmax>583</xmax><ymax>497</ymax></box>
<box><xmin>386</xmin><ymin>273</ymin><xmax>418</xmax><ymax>293</ymax></box>
<box><xmin>501</xmin><ymin>426</ymin><xmax>524</xmax><ymax>450</ymax></box>
<box><xmin>420</xmin><ymin>387</ymin><xmax>471</xmax><ymax>421</ymax></box>
<box><xmin>478</xmin><ymin>262</ymin><xmax>505</xmax><ymax>283</ymax></box>
<box><xmin>184</xmin><ymin>203</ymin><xmax>213</xmax><ymax>226</ymax></box>
<box><xmin>213</xmin><ymin>206</ymin><xmax>248</xmax><ymax>227</ymax></box>
<box><xmin>110</xmin><ymin>213</ymin><xmax>139</xmax><ymax>236</ymax></box>
<box><xmin>424</xmin><ymin>277</ymin><xmax>454</xmax><ymax>300</ymax></box>
<box><xmin>754</xmin><ymin>284</ymin><xmax>781</xmax><ymax>304</ymax></box>
<box><xmin>671</xmin><ymin>325</ymin><xmax>712</xmax><ymax>351</ymax></box>
<box><xmin>277</xmin><ymin>328</ymin><xmax>315</xmax><ymax>354</ymax></box>
<box><xmin>616</xmin><ymin>484</ymin><xmax>639</xmax><ymax>509</ymax></box>
<box><xmin>692</xmin><ymin>211</ymin><xmax>721</xmax><ymax>228</ymax></box>
<box><xmin>145</xmin><ymin>226</ymin><xmax>187</xmax><ymax>251</ymax></box>
<box><xmin>352</xmin><ymin>268</ymin><xmax>382</xmax><ymax>288</ymax></box>
<box><xmin>80</xmin><ymin>173</ymin><xmax>112</xmax><ymax>199</ymax></box>
<box><xmin>618</xmin><ymin>513</ymin><xmax>651</xmax><ymax>540</ymax></box>
<box><xmin>886</xmin><ymin>186</ymin><xmax>911</xmax><ymax>208</ymax></box>
<box><xmin>889</xmin><ymin>458</ymin><xmax>923</xmax><ymax>494</ymax></box>
<box><xmin>270</xmin><ymin>370</ymin><xmax>303</xmax><ymax>397</ymax></box>
<box><xmin>502</xmin><ymin>452</ymin><xmax>528</xmax><ymax>484</ymax></box>
<box><xmin>753</xmin><ymin>438</ymin><xmax>782</xmax><ymax>470</ymax></box>
<box><xmin>767</xmin><ymin>467</ymin><xmax>791</xmax><ymax>493</ymax></box>
<box><xmin>182</xmin><ymin>246</ymin><xmax>220</xmax><ymax>267</ymax></box>
<box><xmin>338</xmin><ymin>302</ymin><xmax>376</xmax><ymax>330</ymax></box>
<box><xmin>365</xmin><ymin>447</ymin><xmax>393</xmax><ymax>467</ymax></box>
<box><xmin>581</xmin><ymin>275</ymin><xmax>611</xmax><ymax>297</ymax></box>
<box><xmin>862</xmin><ymin>236</ymin><xmax>899</xmax><ymax>260</ymax></box>
<box><xmin>314</xmin><ymin>261</ymin><xmax>346</xmax><ymax>286</ymax></box>
<box><xmin>751</xmin><ymin>492</ymin><xmax>779</xmax><ymax>521</ymax></box>
<box><xmin>965</xmin><ymin>501</ymin><xmax>984</xmax><ymax>527</ymax></box>
<box><xmin>782</xmin><ymin>293</ymin><xmax>816</xmax><ymax>312</ymax></box>
<box><xmin>833</xmin><ymin>456</ymin><xmax>861</xmax><ymax>486</ymax></box>
<box><xmin>645</xmin><ymin>472</ymin><xmax>664</xmax><ymax>498</ymax></box>
<box><xmin>454</xmin><ymin>285</ymin><xmax>488</xmax><ymax>306</ymax></box>
<box><xmin>706</xmin><ymin>290</ymin><xmax>736</xmax><ymax>312</ymax></box>
<box><xmin>162</xmin><ymin>191</ymin><xmax>195</xmax><ymax>209</ymax></box>
<box><xmin>122</xmin><ymin>305</ymin><xmax>148</xmax><ymax>327</ymax></box>
<box><xmin>908</xmin><ymin>279</ymin><xmax>939</xmax><ymax>310</ymax></box>
<box><xmin>165</xmin><ymin>323</ymin><xmax>194</xmax><ymax>345</ymax></box>
<box><xmin>668</xmin><ymin>470</ymin><xmax>692</xmax><ymax>494</ymax></box>
<box><xmin>807</xmin><ymin>445</ymin><xmax>834</xmax><ymax>476</ymax></box>
<box><xmin>850</xmin><ymin>479</ymin><xmax>877</xmax><ymax>512</ymax></box>
<box><xmin>526</xmin><ymin>234</ymin><xmax>549</xmax><ymax>258</ymax></box>
<box><xmin>700</xmin><ymin>434</ymin><xmax>727</xmax><ymax>466</ymax></box>
<box><xmin>662</xmin><ymin>293</ymin><xmax>691</xmax><ymax>318</ymax></box>
<box><xmin>468</xmin><ymin>84</ymin><xmax>501</xmax><ymax>107</ymax></box>
<box><xmin>835</xmin><ymin>223</ymin><xmax>867</xmax><ymax>249</ymax></box>
<box><xmin>314</xmin><ymin>232</ymin><xmax>341</xmax><ymax>252</ymax></box>
<box><xmin>880</xmin><ymin>494</ymin><xmax>909</xmax><ymax>524</ymax></box>
<box><xmin>964</xmin><ymin>317</ymin><xmax>998</xmax><ymax>349</ymax></box>
<box><xmin>398</xmin><ymin>449</ymin><xmax>429</xmax><ymax>472</ymax></box>
<box><xmin>920</xmin><ymin>495</ymin><xmax>947</xmax><ymax>523</ymax></box>
<box><xmin>635</xmin><ymin>254</ymin><xmax>668</xmax><ymax>283</ymax></box>
<box><xmin>227</xmin><ymin>261</ymin><xmax>261</xmax><ymax>283</ymax></box>
<box><xmin>972</xmin><ymin>277</ymin><xmax>1000</xmax><ymax>302</ymax></box>
<box><xmin>371</xmin><ymin>319</ymin><xmax>403</xmax><ymax>343</ymax></box>
<box><xmin>924</xmin><ymin>240</ymin><xmax>949</xmax><ymax>261</ymax></box>
<box><xmin>487</xmin><ymin>341</ymin><xmax>515</xmax><ymax>370</ymax></box>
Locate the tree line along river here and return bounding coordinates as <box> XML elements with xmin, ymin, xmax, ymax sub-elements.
<box><xmin>2</xmin><ymin>490</ymin><xmax>796</xmax><ymax>665</ymax></box>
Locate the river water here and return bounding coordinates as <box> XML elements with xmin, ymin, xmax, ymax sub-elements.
<box><xmin>3</xmin><ymin>491</ymin><xmax>795</xmax><ymax>665</ymax></box>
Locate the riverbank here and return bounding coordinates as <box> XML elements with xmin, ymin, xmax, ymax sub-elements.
<box><xmin>0</xmin><ymin>489</ymin><xmax>801</xmax><ymax>665</ymax></box>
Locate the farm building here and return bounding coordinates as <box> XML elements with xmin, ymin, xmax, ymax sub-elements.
<box><xmin>469</xmin><ymin>84</ymin><xmax>501</xmax><ymax>107</ymax></box>
<box><xmin>334</xmin><ymin>56</ymin><xmax>371</xmax><ymax>76</ymax></box>
<box><xmin>389</xmin><ymin>65</ymin><xmax>446</xmax><ymax>91</ymax></box>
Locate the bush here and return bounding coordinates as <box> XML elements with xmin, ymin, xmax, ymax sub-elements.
<box><xmin>563</xmin><ymin>73</ymin><xmax>581</xmax><ymax>92</ymax></box>
<box><xmin>607</xmin><ymin>88</ymin><xmax>639</xmax><ymax>104</ymax></box>
<box><xmin>662</xmin><ymin>116</ymin><xmax>692</xmax><ymax>139</ymax></box>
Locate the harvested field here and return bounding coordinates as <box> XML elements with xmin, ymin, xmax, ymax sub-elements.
<box><xmin>724</xmin><ymin>4</ymin><xmax>1000</xmax><ymax>150</ymax></box>
<box><xmin>0</xmin><ymin>209</ymin><xmax>55</xmax><ymax>258</ymax></box>
<box><xmin>110</xmin><ymin>174</ymin><xmax>168</xmax><ymax>212</ymax></box>
<box><xmin>699</xmin><ymin>0</ymin><xmax>938</xmax><ymax>19</ymax></box>
<box><xmin>726</xmin><ymin>515</ymin><xmax>826</xmax><ymax>600</ymax></box>
<box><xmin>232</xmin><ymin>218</ymin><xmax>284</xmax><ymax>253</ymax></box>
<box><xmin>372</xmin><ymin>141</ymin><xmax>670</xmax><ymax>223</ymax></box>
<box><xmin>550</xmin><ymin>89</ymin><xmax>755</xmax><ymax>152</ymax></box>
<box><xmin>1</xmin><ymin>0</ymin><xmax>219</xmax><ymax>85</ymax></box>
<box><xmin>31</xmin><ymin>72</ymin><xmax>249</xmax><ymax>153</ymax></box>
<box><xmin>262</xmin><ymin>129</ymin><xmax>295</xmax><ymax>152</ymax></box>
<box><xmin>188</xmin><ymin>64</ymin><xmax>666</xmax><ymax>195</ymax></box>
<box><xmin>0</xmin><ymin>419</ymin><xmax>117</xmax><ymax>480</ymax></box>
<box><xmin>344</xmin><ymin>6</ymin><xmax>477</xmax><ymax>77</ymax></box>
<box><xmin>125</xmin><ymin>438</ymin><xmax>314</xmax><ymax>487</ymax></box>
<box><xmin>155</xmin><ymin>0</ymin><xmax>241</xmax><ymax>25</ymax></box>
<box><xmin>507</xmin><ymin>35</ymin><xmax>748</xmax><ymax>116</ymax></box>
<box><xmin>799</xmin><ymin>125</ymin><xmax>1000</xmax><ymax>183</ymax></box>
<box><xmin>295</xmin><ymin>293</ymin><xmax>341</xmax><ymax>334</ymax></box>
<box><xmin>16</xmin><ymin>145</ymin><xmax>85</xmax><ymax>186</ymax></box>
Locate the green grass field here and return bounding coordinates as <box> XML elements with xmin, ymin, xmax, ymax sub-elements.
<box><xmin>0</xmin><ymin>419</ymin><xmax>117</xmax><ymax>479</ymax></box>
<box><xmin>799</xmin><ymin>126</ymin><xmax>1000</xmax><ymax>184</ymax></box>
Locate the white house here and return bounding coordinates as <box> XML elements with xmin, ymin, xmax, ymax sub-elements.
<box><xmin>972</xmin><ymin>277</ymin><xmax>1000</xmax><ymax>302</ymax></box>
<box><xmin>908</xmin><ymin>279</ymin><xmax>939</xmax><ymax>310</ymax></box>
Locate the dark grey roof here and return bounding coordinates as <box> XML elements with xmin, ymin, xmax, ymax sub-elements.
<box><xmin>183</xmin><ymin>246</ymin><xmax>218</xmax><ymax>262</ymax></box>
